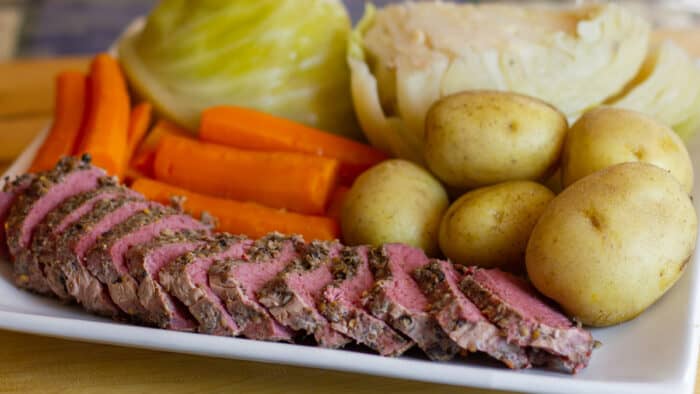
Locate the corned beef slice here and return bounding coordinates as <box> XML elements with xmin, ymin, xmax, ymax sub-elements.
<box><xmin>0</xmin><ymin>174</ymin><xmax>34</xmax><ymax>258</ymax></box>
<box><xmin>209</xmin><ymin>233</ymin><xmax>300</xmax><ymax>342</ymax></box>
<box><xmin>413</xmin><ymin>260</ymin><xmax>529</xmax><ymax>369</ymax></box>
<box><xmin>366</xmin><ymin>244</ymin><xmax>458</xmax><ymax>361</ymax></box>
<box><xmin>49</xmin><ymin>197</ymin><xmax>152</xmax><ymax>316</ymax></box>
<box><xmin>159</xmin><ymin>233</ymin><xmax>252</xmax><ymax>336</ymax></box>
<box><xmin>5</xmin><ymin>157</ymin><xmax>105</xmax><ymax>294</ymax></box>
<box><xmin>85</xmin><ymin>206</ymin><xmax>208</xmax><ymax>319</ymax></box>
<box><xmin>460</xmin><ymin>268</ymin><xmax>594</xmax><ymax>373</ymax></box>
<box><xmin>319</xmin><ymin>246</ymin><xmax>413</xmax><ymax>356</ymax></box>
<box><xmin>30</xmin><ymin>183</ymin><xmax>134</xmax><ymax>300</ymax></box>
<box><xmin>126</xmin><ymin>230</ymin><xmax>209</xmax><ymax>330</ymax></box>
<box><xmin>258</xmin><ymin>240</ymin><xmax>350</xmax><ymax>348</ymax></box>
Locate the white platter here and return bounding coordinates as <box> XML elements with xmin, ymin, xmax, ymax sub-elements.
<box><xmin>2</xmin><ymin>16</ymin><xmax>700</xmax><ymax>391</ymax></box>
<box><xmin>1</xmin><ymin>123</ymin><xmax>699</xmax><ymax>394</ymax></box>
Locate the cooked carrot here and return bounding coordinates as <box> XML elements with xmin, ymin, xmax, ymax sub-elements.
<box><xmin>132</xmin><ymin>178</ymin><xmax>340</xmax><ymax>240</ymax></box>
<box><xmin>76</xmin><ymin>53</ymin><xmax>130</xmax><ymax>176</ymax></box>
<box><xmin>130</xmin><ymin>119</ymin><xmax>191</xmax><ymax>177</ymax></box>
<box><xmin>123</xmin><ymin>166</ymin><xmax>148</xmax><ymax>186</ymax></box>
<box><xmin>29</xmin><ymin>71</ymin><xmax>88</xmax><ymax>172</ymax></box>
<box><xmin>199</xmin><ymin>106</ymin><xmax>388</xmax><ymax>184</ymax></box>
<box><xmin>130</xmin><ymin>149</ymin><xmax>155</xmax><ymax>178</ymax></box>
<box><xmin>153</xmin><ymin>134</ymin><xmax>339</xmax><ymax>215</ymax></box>
<box><xmin>327</xmin><ymin>186</ymin><xmax>350</xmax><ymax>223</ymax></box>
<box><xmin>126</xmin><ymin>102</ymin><xmax>152</xmax><ymax>158</ymax></box>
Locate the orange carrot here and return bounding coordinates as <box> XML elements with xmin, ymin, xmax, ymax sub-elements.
<box><xmin>130</xmin><ymin>119</ymin><xmax>192</xmax><ymax>177</ymax></box>
<box><xmin>130</xmin><ymin>149</ymin><xmax>155</xmax><ymax>178</ymax></box>
<box><xmin>29</xmin><ymin>71</ymin><xmax>88</xmax><ymax>172</ymax></box>
<box><xmin>199</xmin><ymin>106</ymin><xmax>388</xmax><ymax>184</ymax></box>
<box><xmin>126</xmin><ymin>102</ymin><xmax>152</xmax><ymax>158</ymax></box>
<box><xmin>76</xmin><ymin>54</ymin><xmax>130</xmax><ymax>176</ymax></box>
<box><xmin>153</xmin><ymin>134</ymin><xmax>339</xmax><ymax>215</ymax></box>
<box><xmin>132</xmin><ymin>178</ymin><xmax>340</xmax><ymax>241</ymax></box>
<box><xmin>327</xmin><ymin>186</ymin><xmax>350</xmax><ymax>223</ymax></box>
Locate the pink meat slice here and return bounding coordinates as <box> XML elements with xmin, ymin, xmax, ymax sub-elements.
<box><xmin>6</xmin><ymin>157</ymin><xmax>104</xmax><ymax>255</ymax></box>
<box><xmin>6</xmin><ymin>157</ymin><xmax>105</xmax><ymax>294</ymax></box>
<box><xmin>85</xmin><ymin>206</ymin><xmax>209</xmax><ymax>319</ymax></box>
<box><xmin>319</xmin><ymin>246</ymin><xmax>413</xmax><ymax>357</ymax></box>
<box><xmin>31</xmin><ymin>184</ymin><xmax>136</xmax><ymax>300</ymax></box>
<box><xmin>460</xmin><ymin>268</ymin><xmax>595</xmax><ymax>373</ymax></box>
<box><xmin>413</xmin><ymin>260</ymin><xmax>530</xmax><ymax>369</ymax></box>
<box><xmin>159</xmin><ymin>233</ymin><xmax>252</xmax><ymax>336</ymax></box>
<box><xmin>50</xmin><ymin>198</ymin><xmax>154</xmax><ymax>317</ymax></box>
<box><xmin>365</xmin><ymin>244</ymin><xmax>459</xmax><ymax>361</ymax></box>
<box><xmin>0</xmin><ymin>174</ymin><xmax>34</xmax><ymax>258</ymax></box>
<box><xmin>258</xmin><ymin>240</ymin><xmax>350</xmax><ymax>348</ymax></box>
<box><xmin>126</xmin><ymin>230</ymin><xmax>209</xmax><ymax>330</ymax></box>
<box><xmin>209</xmin><ymin>233</ymin><xmax>301</xmax><ymax>342</ymax></box>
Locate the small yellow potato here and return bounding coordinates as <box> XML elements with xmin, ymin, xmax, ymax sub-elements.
<box><xmin>424</xmin><ymin>91</ymin><xmax>568</xmax><ymax>189</ymax></box>
<box><xmin>561</xmin><ymin>106</ymin><xmax>694</xmax><ymax>193</ymax></box>
<box><xmin>439</xmin><ymin>181</ymin><xmax>554</xmax><ymax>270</ymax></box>
<box><xmin>341</xmin><ymin>159</ymin><xmax>448</xmax><ymax>256</ymax></box>
<box><xmin>527</xmin><ymin>162</ymin><xmax>697</xmax><ymax>327</ymax></box>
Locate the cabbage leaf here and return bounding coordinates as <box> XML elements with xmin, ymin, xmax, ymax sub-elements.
<box><xmin>608</xmin><ymin>41</ymin><xmax>700</xmax><ymax>141</ymax></box>
<box><xmin>119</xmin><ymin>0</ymin><xmax>361</xmax><ymax>139</ymax></box>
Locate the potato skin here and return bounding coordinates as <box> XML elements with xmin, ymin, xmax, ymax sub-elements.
<box><xmin>424</xmin><ymin>91</ymin><xmax>568</xmax><ymax>189</ymax></box>
<box><xmin>561</xmin><ymin>106</ymin><xmax>694</xmax><ymax>193</ymax></box>
<box><xmin>341</xmin><ymin>159</ymin><xmax>448</xmax><ymax>256</ymax></box>
<box><xmin>439</xmin><ymin>181</ymin><xmax>554</xmax><ymax>270</ymax></box>
<box><xmin>526</xmin><ymin>162</ymin><xmax>698</xmax><ymax>327</ymax></box>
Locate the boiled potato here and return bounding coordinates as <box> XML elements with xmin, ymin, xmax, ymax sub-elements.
<box><xmin>424</xmin><ymin>91</ymin><xmax>568</xmax><ymax>189</ymax></box>
<box><xmin>527</xmin><ymin>162</ymin><xmax>697</xmax><ymax>327</ymax></box>
<box><xmin>341</xmin><ymin>159</ymin><xmax>448</xmax><ymax>256</ymax></box>
<box><xmin>561</xmin><ymin>106</ymin><xmax>694</xmax><ymax>193</ymax></box>
<box><xmin>439</xmin><ymin>181</ymin><xmax>554</xmax><ymax>270</ymax></box>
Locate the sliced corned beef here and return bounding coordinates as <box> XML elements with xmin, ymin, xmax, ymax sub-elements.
<box><xmin>85</xmin><ymin>205</ymin><xmax>209</xmax><ymax>319</ymax></box>
<box><xmin>460</xmin><ymin>268</ymin><xmax>595</xmax><ymax>373</ymax></box>
<box><xmin>159</xmin><ymin>233</ymin><xmax>252</xmax><ymax>336</ymax></box>
<box><xmin>365</xmin><ymin>244</ymin><xmax>459</xmax><ymax>361</ymax></box>
<box><xmin>0</xmin><ymin>174</ymin><xmax>34</xmax><ymax>258</ymax></box>
<box><xmin>30</xmin><ymin>182</ymin><xmax>134</xmax><ymax>300</ymax></box>
<box><xmin>126</xmin><ymin>229</ymin><xmax>209</xmax><ymax>330</ymax></box>
<box><xmin>413</xmin><ymin>260</ymin><xmax>530</xmax><ymax>369</ymax></box>
<box><xmin>6</xmin><ymin>156</ymin><xmax>106</xmax><ymax>294</ymax></box>
<box><xmin>49</xmin><ymin>197</ymin><xmax>154</xmax><ymax>316</ymax></box>
<box><xmin>258</xmin><ymin>240</ymin><xmax>350</xmax><ymax>348</ymax></box>
<box><xmin>208</xmin><ymin>233</ymin><xmax>301</xmax><ymax>342</ymax></box>
<box><xmin>319</xmin><ymin>246</ymin><xmax>413</xmax><ymax>357</ymax></box>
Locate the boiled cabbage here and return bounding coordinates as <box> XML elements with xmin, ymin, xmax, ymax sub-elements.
<box><xmin>119</xmin><ymin>0</ymin><xmax>362</xmax><ymax>139</ymax></box>
<box><xmin>608</xmin><ymin>41</ymin><xmax>700</xmax><ymax>141</ymax></box>
<box><xmin>348</xmin><ymin>2</ymin><xmax>650</xmax><ymax>162</ymax></box>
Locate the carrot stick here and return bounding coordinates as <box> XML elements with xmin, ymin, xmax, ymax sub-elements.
<box><xmin>126</xmin><ymin>102</ymin><xmax>152</xmax><ymax>158</ymax></box>
<box><xmin>153</xmin><ymin>134</ymin><xmax>339</xmax><ymax>215</ymax></box>
<box><xmin>326</xmin><ymin>186</ymin><xmax>350</xmax><ymax>223</ymax></box>
<box><xmin>76</xmin><ymin>53</ymin><xmax>130</xmax><ymax>176</ymax></box>
<box><xmin>199</xmin><ymin>106</ymin><xmax>388</xmax><ymax>184</ymax></box>
<box><xmin>132</xmin><ymin>178</ymin><xmax>340</xmax><ymax>240</ymax></box>
<box><xmin>29</xmin><ymin>71</ymin><xmax>88</xmax><ymax>172</ymax></box>
<box><xmin>130</xmin><ymin>119</ymin><xmax>192</xmax><ymax>177</ymax></box>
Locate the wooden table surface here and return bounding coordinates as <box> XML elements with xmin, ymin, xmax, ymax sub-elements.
<box><xmin>1</xmin><ymin>28</ymin><xmax>700</xmax><ymax>393</ymax></box>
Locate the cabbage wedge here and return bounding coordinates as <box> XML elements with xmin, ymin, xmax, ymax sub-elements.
<box><xmin>348</xmin><ymin>2</ymin><xmax>650</xmax><ymax>162</ymax></box>
<box><xmin>119</xmin><ymin>0</ymin><xmax>361</xmax><ymax>139</ymax></box>
<box><xmin>608</xmin><ymin>41</ymin><xmax>700</xmax><ymax>141</ymax></box>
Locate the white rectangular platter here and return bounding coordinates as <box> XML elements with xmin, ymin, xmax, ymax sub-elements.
<box><xmin>1</xmin><ymin>123</ymin><xmax>700</xmax><ymax>394</ymax></box>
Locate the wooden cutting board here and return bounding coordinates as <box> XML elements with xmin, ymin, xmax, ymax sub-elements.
<box><xmin>0</xmin><ymin>28</ymin><xmax>699</xmax><ymax>394</ymax></box>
